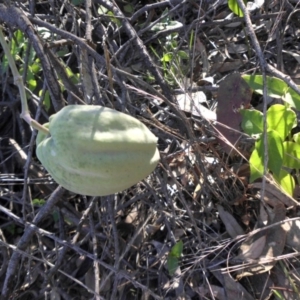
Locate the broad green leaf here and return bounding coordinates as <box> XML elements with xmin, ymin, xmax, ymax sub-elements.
<box><xmin>284</xmin><ymin>87</ymin><xmax>300</xmax><ymax>110</ymax></box>
<box><xmin>282</xmin><ymin>141</ymin><xmax>300</xmax><ymax>169</ymax></box>
<box><xmin>240</xmin><ymin>109</ymin><xmax>263</xmax><ymax>136</ymax></box>
<box><xmin>242</xmin><ymin>75</ymin><xmax>288</xmax><ymax>99</ymax></box>
<box><xmin>250</xmin><ymin>130</ymin><xmax>283</xmax><ymax>181</ymax></box>
<box><xmin>266</xmin><ymin>104</ymin><xmax>296</xmax><ymax>140</ymax></box>
<box><xmin>274</xmin><ymin>169</ymin><xmax>295</xmax><ymax>197</ymax></box>
<box><xmin>228</xmin><ymin>0</ymin><xmax>244</xmax><ymax>17</ymax></box>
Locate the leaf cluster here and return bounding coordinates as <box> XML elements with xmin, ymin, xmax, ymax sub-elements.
<box><xmin>241</xmin><ymin>75</ymin><xmax>300</xmax><ymax>196</ymax></box>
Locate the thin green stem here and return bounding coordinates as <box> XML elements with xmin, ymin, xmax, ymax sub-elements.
<box><xmin>0</xmin><ymin>27</ymin><xmax>49</xmax><ymax>135</ymax></box>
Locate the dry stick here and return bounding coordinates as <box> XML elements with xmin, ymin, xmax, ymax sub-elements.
<box><xmin>85</xmin><ymin>0</ymin><xmax>93</xmax><ymax>41</ymax></box>
<box><xmin>94</xmin><ymin>0</ymin><xmax>195</xmax><ymax>136</ymax></box>
<box><xmin>100</xmin><ymin>210</ymin><xmax>154</xmax><ymax>293</ymax></box>
<box><xmin>129</xmin><ymin>1</ymin><xmax>170</xmax><ymax>23</ymax></box>
<box><xmin>45</xmin><ymin>48</ymin><xmax>83</xmax><ymax>104</ymax></box>
<box><xmin>0</xmin><ymin>238</ymin><xmax>106</xmax><ymax>299</ymax></box>
<box><xmin>0</xmin><ymin>203</ymin><xmax>163</xmax><ymax>299</ymax></box>
<box><xmin>95</xmin><ymin>1</ymin><xmax>209</xmax><ymax>225</ymax></box>
<box><xmin>86</xmin><ymin>197</ymin><xmax>101</xmax><ymax>300</ymax></box>
<box><xmin>21</xmin><ymin>82</ymin><xmax>48</xmax><ymax>218</ymax></box>
<box><xmin>27</xmin><ymin>13</ymin><xmax>180</xmax><ymax>116</ymax></box>
<box><xmin>1</xmin><ymin>186</ymin><xmax>64</xmax><ymax>299</ymax></box>
<box><xmin>235</xmin><ymin>0</ymin><xmax>268</xmax><ymax>203</ymax></box>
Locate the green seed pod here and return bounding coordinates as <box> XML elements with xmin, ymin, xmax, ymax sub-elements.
<box><xmin>36</xmin><ymin>105</ymin><xmax>160</xmax><ymax>196</ymax></box>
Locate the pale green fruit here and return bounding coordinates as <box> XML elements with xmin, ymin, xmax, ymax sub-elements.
<box><xmin>36</xmin><ymin>105</ymin><xmax>160</xmax><ymax>196</ymax></box>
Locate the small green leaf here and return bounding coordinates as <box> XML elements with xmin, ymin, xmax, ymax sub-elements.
<box><xmin>32</xmin><ymin>198</ymin><xmax>46</xmax><ymax>206</ymax></box>
<box><xmin>39</xmin><ymin>90</ymin><xmax>51</xmax><ymax>111</ymax></box>
<box><xmin>170</xmin><ymin>240</ymin><xmax>183</xmax><ymax>258</ymax></box>
<box><xmin>161</xmin><ymin>53</ymin><xmax>173</xmax><ymax>62</ymax></box>
<box><xmin>31</xmin><ymin>61</ymin><xmax>41</xmax><ymax>74</ymax></box>
<box><xmin>167</xmin><ymin>240</ymin><xmax>183</xmax><ymax>276</ymax></box>
<box><xmin>266</xmin><ymin>104</ymin><xmax>296</xmax><ymax>140</ymax></box>
<box><xmin>242</xmin><ymin>75</ymin><xmax>288</xmax><ymax>98</ymax></box>
<box><xmin>27</xmin><ymin>78</ymin><xmax>37</xmax><ymax>90</ymax></box>
<box><xmin>240</xmin><ymin>109</ymin><xmax>263</xmax><ymax>136</ymax></box>
<box><xmin>177</xmin><ymin>50</ymin><xmax>189</xmax><ymax>59</ymax></box>
<box><xmin>228</xmin><ymin>0</ymin><xmax>245</xmax><ymax>17</ymax></box>
<box><xmin>167</xmin><ymin>255</ymin><xmax>179</xmax><ymax>276</ymax></box>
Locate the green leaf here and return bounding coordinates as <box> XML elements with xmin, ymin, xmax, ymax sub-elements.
<box><xmin>39</xmin><ymin>90</ymin><xmax>51</xmax><ymax>111</ymax></box>
<box><xmin>249</xmin><ymin>130</ymin><xmax>283</xmax><ymax>181</ymax></box>
<box><xmin>31</xmin><ymin>61</ymin><xmax>41</xmax><ymax>74</ymax></box>
<box><xmin>65</xmin><ymin>67</ymin><xmax>79</xmax><ymax>85</ymax></box>
<box><xmin>266</xmin><ymin>104</ymin><xmax>296</xmax><ymax>140</ymax></box>
<box><xmin>293</xmin><ymin>132</ymin><xmax>300</xmax><ymax>144</ymax></box>
<box><xmin>32</xmin><ymin>198</ymin><xmax>46</xmax><ymax>206</ymax></box>
<box><xmin>27</xmin><ymin>78</ymin><xmax>37</xmax><ymax>90</ymax></box>
<box><xmin>274</xmin><ymin>169</ymin><xmax>295</xmax><ymax>197</ymax></box>
<box><xmin>282</xmin><ymin>141</ymin><xmax>300</xmax><ymax>169</ymax></box>
<box><xmin>284</xmin><ymin>87</ymin><xmax>300</xmax><ymax>110</ymax></box>
<box><xmin>228</xmin><ymin>0</ymin><xmax>245</xmax><ymax>17</ymax></box>
<box><xmin>170</xmin><ymin>240</ymin><xmax>183</xmax><ymax>258</ymax></box>
<box><xmin>240</xmin><ymin>109</ymin><xmax>263</xmax><ymax>136</ymax></box>
<box><xmin>161</xmin><ymin>53</ymin><xmax>173</xmax><ymax>62</ymax></box>
<box><xmin>249</xmin><ymin>145</ymin><xmax>264</xmax><ymax>182</ymax></box>
<box><xmin>167</xmin><ymin>240</ymin><xmax>183</xmax><ymax>276</ymax></box>
<box><xmin>267</xmin><ymin>130</ymin><xmax>284</xmax><ymax>177</ymax></box>
<box><xmin>167</xmin><ymin>255</ymin><xmax>179</xmax><ymax>276</ymax></box>
<box><xmin>242</xmin><ymin>75</ymin><xmax>288</xmax><ymax>98</ymax></box>
<box><xmin>177</xmin><ymin>50</ymin><xmax>189</xmax><ymax>59</ymax></box>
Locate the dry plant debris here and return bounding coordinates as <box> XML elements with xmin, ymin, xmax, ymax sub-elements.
<box><xmin>0</xmin><ymin>1</ymin><xmax>300</xmax><ymax>299</ymax></box>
